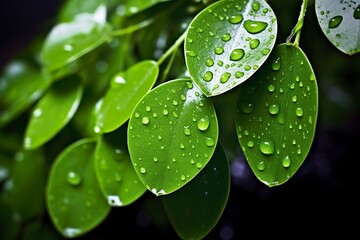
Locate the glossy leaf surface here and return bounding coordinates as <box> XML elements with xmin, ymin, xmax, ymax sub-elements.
<box><xmin>128</xmin><ymin>79</ymin><xmax>218</xmax><ymax>196</ymax></box>
<box><xmin>95</xmin><ymin>129</ymin><xmax>146</xmax><ymax>207</ymax></box>
<box><xmin>235</xmin><ymin>44</ymin><xmax>318</xmax><ymax>186</ymax></box>
<box><xmin>118</xmin><ymin>0</ymin><xmax>171</xmax><ymax>16</ymax></box>
<box><xmin>162</xmin><ymin>143</ymin><xmax>230</xmax><ymax>240</ymax></box>
<box><xmin>0</xmin><ymin>61</ymin><xmax>49</xmax><ymax>127</ymax></box>
<box><xmin>315</xmin><ymin>0</ymin><xmax>360</xmax><ymax>55</ymax></box>
<box><xmin>40</xmin><ymin>6</ymin><xmax>112</xmax><ymax>72</ymax></box>
<box><xmin>94</xmin><ymin>60</ymin><xmax>159</xmax><ymax>134</ymax></box>
<box><xmin>59</xmin><ymin>0</ymin><xmax>105</xmax><ymax>22</ymax></box>
<box><xmin>24</xmin><ymin>75</ymin><xmax>83</xmax><ymax>150</ymax></box>
<box><xmin>46</xmin><ymin>138</ymin><xmax>110</xmax><ymax>238</ymax></box>
<box><xmin>185</xmin><ymin>0</ymin><xmax>277</xmax><ymax>96</ymax></box>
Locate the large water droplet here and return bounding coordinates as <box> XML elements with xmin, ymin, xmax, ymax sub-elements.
<box><xmin>140</xmin><ymin>167</ymin><xmax>147</xmax><ymax>174</ymax></box>
<box><xmin>252</xmin><ymin>1</ymin><xmax>260</xmax><ymax>11</ymax></box>
<box><xmin>328</xmin><ymin>15</ymin><xmax>343</xmax><ymax>28</ymax></box>
<box><xmin>257</xmin><ymin>161</ymin><xmax>265</xmax><ymax>170</ymax></box>
<box><xmin>249</xmin><ymin>39</ymin><xmax>260</xmax><ymax>49</ymax></box>
<box><xmin>205</xmin><ymin>137</ymin><xmax>215</xmax><ymax>147</ymax></box>
<box><xmin>271</xmin><ymin>57</ymin><xmax>281</xmax><ymax>71</ymax></box>
<box><xmin>268</xmin><ymin>103</ymin><xmax>280</xmax><ymax>115</ymax></box>
<box><xmin>354</xmin><ymin>5</ymin><xmax>360</xmax><ymax>19</ymax></box>
<box><xmin>221</xmin><ymin>33</ymin><xmax>231</xmax><ymax>42</ymax></box>
<box><xmin>259</xmin><ymin>139</ymin><xmax>275</xmax><ymax>155</ymax></box>
<box><xmin>214</xmin><ymin>47</ymin><xmax>224</xmax><ymax>55</ymax></box>
<box><xmin>295</xmin><ymin>107</ymin><xmax>303</xmax><ymax>117</ymax></box>
<box><xmin>282</xmin><ymin>155</ymin><xmax>291</xmax><ymax>168</ymax></box>
<box><xmin>187</xmin><ymin>50</ymin><xmax>197</xmax><ymax>57</ymax></box>
<box><xmin>197</xmin><ymin>116</ymin><xmax>210</xmax><ymax>131</ymax></box>
<box><xmin>244</xmin><ymin>20</ymin><xmax>268</xmax><ymax>34</ymax></box>
<box><xmin>203</xmin><ymin>71</ymin><xmax>213</xmax><ymax>82</ymax></box>
<box><xmin>67</xmin><ymin>171</ymin><xmax>81</xmax><ymax>186</ymax></box>
<box><xmin>230</xmin><ymin>49</ymin><xmax>245</xmax><ymax>61</ymax></box>
<box><xmin>206</xmin><ymin>58</ymin><xmax>214</xmax><ymax>67</ymax></box>
<box><xmin>184</xmin><ymin>126</ymin><xmax>191</xmax><ymax>136</ymax></box>
<box><xmin>220</xmin><ymin>72</ymin><xmax>231</xmax><ymax>83</ymax></box>
<box><xmin>229</xmin><ymin>14</ymin><xmax>243</xmax><ymax>24</ymax></box>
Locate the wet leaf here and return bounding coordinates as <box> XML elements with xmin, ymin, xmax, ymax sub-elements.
<box><xmin>235</xmin><ymin>43</ymin><xmax>318</xmax><ymax>186</ymax></box>
<box><xmin>162</xmin><ymin>143</ymin><xmax>230</xmax><ymax>240</ymax></box>
<box><xmin>128</xmin><ymin>79</ymin><xmax>218</xmax><ymax>196</ymax></box>
<box><xmin>93</xmin><ymin>60</ymin><xmax>159</xmax><ymax>134</ymax></box>
<box><xmin>46</xmin><ymin>138</ymin><xmax>110</xmax><ymax>238</ymax></box>
<box><xmin>40</xmin><ymin>8</ymin><xmax>112</xmax><ymax>72</ymax></box>
<box><xmin>185</xmin><ymin>0</ymin><xmax>278</xmax><ymax>96</ymax></box>
<box><xmin>59</xmin><ymin>0</ymin><xmax>106</xmax><ymax>22</ymax></box>
<box><xmin>24</xmin><ymin>75</ymin><xmax>83</xmax><ymax>150</ymax></box>
<box><xmin>95</xmin><ymin>128</ymin><xmax>146</xmax><ymax>207</ymax></box>
<box><xmin>315</xmin><ymin>0</ymin><xmax>360</xmax><ymax>55</ymax></box>
<box><xmin>0</xmin><ymin>61</ymin><xmax>50</xmax><ymax>127</ymax></box>
<box><xmin>118</xmin><ymin>0</ymin><xmax>172</xmax><ymax>16</ymax></box>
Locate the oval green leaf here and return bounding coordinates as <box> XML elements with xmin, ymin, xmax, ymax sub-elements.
<box><xmin>94</xmin><ymin>60</ymin><xmax>159</xmax><ymax>134</ymax></box>
<box><xmin>24</xmin><ymin>75</ymin><xmax>83</xmax><ymax>150</ymax></box>
<box><xmin>235</xmin><ymin>43</ymin><xmax>318</xmax><ymax>187</ymax></box>
<box><xmin>40</xmin><ymin>14</ymin><xmax>112</xmax><ymax>72</ymax></box>
<box><xmin>185</xmin><ymin>0</ymin><xmax>278</xmax><ymax>96</ymax></box>
<box><xmin>0</xmin><ymin>61</ymin><xmax>50</xmax><ymax>127</ymax></box>
<box><xmin>128</xmin><ymin>79</ymin><xmax>218</xmax><ymax>196</ymax></box>
<box><xmin>95</xmin><ymin>128</ymin><xmax>146</xmax><ymax>207</ymax></box>
<box><xmin>46</xmin><ymin>138</ymin><xmax>110</xmax><ymax>238</ymax></box>
<box><xmin>315</xmin><ymin>0</ymin><xmax>360</xmax><ymax>55</ymax></box>
<box><xmin>162</xmin><ymin>143</ymin><xmax>230</xmax><ymax>240</ymax></box>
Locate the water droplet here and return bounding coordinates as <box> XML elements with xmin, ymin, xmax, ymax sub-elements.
<box><xmin>259</xmin><ymin>139</ymin><xmax>275</xmax><ymax>155</ymax></box>
<box><xmin>229</xmin><ymin>14</ymin><xmax>243</xmax><ymax>24</ymax></box>
<box><xmin>214</xmin><ymin>47</ymin><xmax>224</xmax><ymax>55</ymax></box>
<box><xmin>241</xmin><ymin>101</ymin><xmax>254</xmax><ymax>113</ymax></box>
<box><xmin>328</xmin><ymin>15</ymin><xmax>343</xmax><ymax>28</ymax></box>
<box><xmin>142</xmin><ymin>117</ymin><xmax>150</xmax><ymax>125</ymax></box>
<box><xmin>221</xmin><ymin>33</ymin><xmax>231</xmax><ymax>42</ymax></box>
<box><xmin>244</xmin><ymin>20</ymin><xmax>268</xmax><ymax>34</ymax></box>
<box><xmin>252</xmin><ymin>1</ymin><xmax>260</xmax><ymax>11</ymax></box>
<box><xmin>220</xmin><ymin>72</ymin><xmax>231</xmax><ymax>83</ymax></box>
<box><xmin>140</xmin><ymin>167</ymin><xmax>147</xmax><ymax>174</ymax></box>
<box><xmin>67</xmin><ymin>171</ymin><xmax>81</xmax><ymax>186</ymax></box>
<box><xmin>184</xmin><ymin>126</ymin><xmax>191</xmax><ymax>136</ymax></box>
<box><xmin>262</xmin><ymin>48</ymin><xmax>270</xmax><ymax>55</ymax></box>
<box><xmin>186</xmin><ymin>50</ymin><xmax>197</xmax><ymax>57</ymax></box>
<box><xmin>244</xmin><ymin>65</ymin><xmax>251</xmax><ymax>71</ymax></box>
<box><xmin>196</xmin><ymin>163</ymin><xmax>203</xmax><ymax>169</ymax></box>
<box><xmin>247</xmin><ymin>141</ymin><xmax>254</xmax><ymax>148</ymax></box>
<box><xmin>257</xmin><ymin>161</ymin><xmax>265</xmax><ymax>170</ymax></box>
<box><xmin>181</xmin><ymin>175</ymin><xmax>186</xmax><ymax>181</ymax></box>
<box><xmin>186</xmin><ymin>81</ymin><xmax>193</xmax><ymax>89</ymax></box>
<box><xmin>33</xmin><ymin>108</ymin><xmax>42</xmax><ymax>117</ymax></box>
<box><xmin>205</xmin><ymin>137</ymin><xmax>215</xmax><ymax>147</ymax></box>
<box><xmin>230</xmin><ymin>49</ymin><xmax>245</xmax><ymax>61</ymax></box>
<box><xmin>187</xmin><ymin>38</ymin><xmax>193</xmax><ymax>43</ymax></box>
<box><xmin>282</xmin><ymin>155</ymin><xmax>291</xmax><ymax>168</ymax></box>
<box><xmin>203</xmin><ymin>71</ymin><xmax>213</xmax><ymax>82</ymax></box>
<box><xmin>354</xmin><ymin>5</ymin><xmax>360</xmax><ymax>19</ymax></box>
<box><xmin>292</xmin><ymin>95</ymin><xmax>297</xmax><ymax>102</ymax></box>
<box><xmin>172</xmin><ymin>100</ymin><xmax>178</xmax><ymax>106</ymax></box>
<box><xmin>295</xmin><ymin>107</ymin><xmax>303</xmax><ymax>117</ymax></box>
<box><xmin>145</xmin><ymin>106</ymin><xmax>151</xmax><ymax>112</ymax></box>
<box><xmin>206</xmin><ymin>58</ymin><xmax>214</xmax><ymax>67</ymax></box>
<box><xmin>63</xmin><ymin>44</ymin><xmax>73</xmax><ymax>52</ymax></box>
<box><xmin>310</xmin><ymin>74</ymin><xmax>315</xmax><ymax>81</ymax></box>
<box><xmin>235</xmin><ymin>71</ymin><xmax>244</xmax><ymax>78</ymax></box>
<box><xmin>249</xmin><ymin>39</ymin><xmax>260</xmax><ymax>49</ymax></box>
<box><xmin>267</xmin><ymin>84</ymin><xmax>275</xmax><ymax>92</ymax></box>
<box><xmin>115</xmin><ymin>173</ymin><xmax>122</xmax><ymax>182</ymax></box>
<box><xmin>268</xmin><ymin>103</ymin><xmax>279</xmax><ymax>115</ymax></box>
<box><xmin>180</xmin><ymin>143</ymin><xmax>185</xmax><ymax>149</ymax></box>
<box><xmin>197</xmin><ymin>116</ymin><xmax>210</xmax><ymax>131</ymax></box>
<box><xmin>271</xmin><ymin>57</ymin><xmax>281</xmax><ymax>71</ymax></box>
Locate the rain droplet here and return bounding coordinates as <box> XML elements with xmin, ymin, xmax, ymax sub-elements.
<box><xmin>257</xmin><ymin>161</ymin><xmax>265</xmax><ymax>170</ymax></box>
<box><xmin>259</xmin><ymin>139</ymin><xmax>275</xmax><ymax>155</ymax></box>
<box><xmin>230</xmin><ymin>49</ymin><xmax>245</xmax><ymax>61</ymax></box>
<box><xmin>145</xmin><ymin>106</ymin><xmax>151</xmax><ymax>112</ymax></box>
<box><xmin>328</xmin><ymin>15</ymin><xmax>343</xmax><ymax>28</ymax></box>
<box><xmin>197</xmin><ymin>116</ymin><xmax>210</xmax><ymax>131</ymax></box>
<box><xmin>243</xmin><ymin>20</ymin><xmax>268</xmax><ymax>34</ymax></box>
<box><xmin>203</xmin><ymin>71</ymin><xmax>213</xmax><ymax>82</ymax></box>
<box><xmin>142</xmin><ymin>117</ymin><xmax>150</xmax><ymax>125</ymax></box>
<box><xmin>63</xmin><ymin>44</ymin><xmax>73</xmax><ymax>52</ymax></box>
<box><xmin>67</xmin><ymin>171</ymin><xmax>81</xmax><ymax>186</ymax></box>
<box><xmin>184</xmin><ymin>126</ymin><xmax>191</xmax><ymax>136</ymax></box>
<box><xmin>221</xmin><ymin>33</ymin><xmax>231</xmax><ymax>42</ymax></box>
<box><xmin>268</xmin><ymin>84</ymin><xmax>275</xmax><ymax>92</ymax></box>
<box><xmin>249</xmin><ymin>39</ymin><xmax>260</xmax><ymax>49</ymax></box>
<box><xmin>196</xmin><ymin>163</ymin><xmax>203</xmax><ymax>169</ymax></box>
<box><xmin>33</xmin><ymin>108</ymin><xmax>42</xmax><ymax>117</ymax></box>
<box><xmin>262</xmin><ymin>48</ymin><xmax>270</xmax><ymax>55</ymax></box>
<box><xmin>206</xmin><ymin>58</ymin><xmax>214</xmax><ymax>67</ymax></box>
<box><xmin>229</xmin><ymin>14</ymin><xmax>243</xmax><ymax>24</ymax></box>
<box><xmin>205</xmin><ymin>137</ymin><xmax>215</xmax><ymax>147</ymax></box>
<box><xmin>252</xmin><ymin>1</ymin><xmax>260</xmax><ymax>11</ymax></box>
<box><xmin>268</xmin><ymin>103</ymin><xmax>279</xmax><ymax>115</ymax></box>
<box><xmin>295</xmin><ymin>107</ymin><xmax>303</xmax><ymax>117</ymax></box>
<box><xmin>241</xmin><ymin>101</ymin><xmax>254</xmax><ymax>114</ymax></box>
<box><xmin>282</xmin><ymin>155</ymin><xmax>291</xmax><ymax>168</ymax></box>
<box><xmin>140</xmin><ymin>167</ymin><xmax>147</xmax><ymax>174</ymax></box>
<box><xmin>181</xmin><ymin>175</ymin><xmax>186</xmax><ymax>181</ymax></box>
<box><xmin>235</xmin><ymin>71</ymin><xmax>244</xmax><ymax>78</ymax></box>
<box><xmin>220</xmin><ymin>72</ymin><xmax>231</xmax><ymax>83</ymax></box>
<box><xmin>163</xmin><ymin>109</ymin><xmax>168</xmax><ymax>116</ymax></box>
<box><xmin>186</xmin><ymin>81</ymin><xmax>193</xmax><ymax>89</ymax></box>
<box><xmin>214</xmin><ymin>47</ymin><xmax>224</xmax><ymax>55</ymax></box>
<box><xmin>271</xmin><ymin>57</ymin><xmax>281</xmax><ymax>71</ymax></box>
<box><xmin>354</xmin><ymin>5</ymin><xmax>360</xmax><ymax>19</ymax></box>
<box><xmin>247</xmin><ymin>141</ymin><xmax>254</xmax><ymax>148</ymax></box>
<box><xmin>186</xmin><ymin>50</ymin><xmax>197</xmax><ymax>57</ymax></box>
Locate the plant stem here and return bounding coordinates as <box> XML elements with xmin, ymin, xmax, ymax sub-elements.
<box><xmin>286</xmin><ymin>0</ymin><xmax>308</xmax><ymax>46</ymax></box>
<box><xmin>110</xmin><ymin>18</ymin><xmax>155</xmax><ymax>37</ymax></box>
<box><xmin>157</xmin><ymin>29</ymin><xmax>187</xmax><ymax>66</ymax></box>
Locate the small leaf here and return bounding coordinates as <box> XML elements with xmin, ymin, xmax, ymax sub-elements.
<box><xmin>0</xmin><ymin>61</ymin><xmax>50</xmax><ymax>127</ymax></box>
<box><xmin>40</xmin><ymin>9</ymin><xmax>112</xmax><ymax>72</ymax></box>
<box><xmin>235</xmin><ymin>43</ymin><xmax>318</xmax><ymax>186</ymax></box>
<box><xmin>94</xmin><ymin>128</ymin><xmax>146</xmax><ymax>207</ymax></box>
<box><xmin>185</xmin><ymin>0</ymin><xmax>278</xmax><ymax>96</ymax></box>
<box><xmin>315</xmin><ymin>0</ymin><xmax>360</xmax><ymax>55</ymax></box>
<box><xmin>46</xmin><ymin>138</ymin><xmax>110</xmax><ymax>238</ymax></box>
<box><xmin>162</xmin><ymin>143</ymin><xmax>230</xmax><ymax>240</ymax></box>
<box><xmin>94</xmin><ymin>60</ymin><xmax>159</xmax><ymax>134</ymax></box>
<box><xmin>24</xmin><ymin>75</ymin><xmax>83</xmax><ymax>150</ymax></box>
<box><xmin>128</xmin><ymin>79</ymin><xmax>218</xmax><ymax>196</ymax></box>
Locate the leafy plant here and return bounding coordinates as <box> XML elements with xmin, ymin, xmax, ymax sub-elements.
<box><xmin>0</xmin><ymin>0</ymin><xmax>358</xmax><ymax>239</ymax></box>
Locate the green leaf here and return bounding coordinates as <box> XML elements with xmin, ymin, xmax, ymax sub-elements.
<box><xmin>24</xmin><ymin>75</ymin><xmax>83</xmax><ymax>150</ymax></box>
<box><xmin>315</xmin><ymin>0</ymin><xmax>360</xmax><ymax>55</ymax></box>
<box><xmin>128</xmin><ymin>79</ymin><xmax>218</xmax><ymax>196</ymax></box>
<box><xmin>94</xmin><ymin>60</ymin><xmax>159</xmax><ymax>134</ymax></box>
<box><xmin>185</xmin><ymin>0</ymin><xmax>278</xmax><ymax>96</ymax></box>
<box><xmin>235</xmin><ymin>43</ymin><xmax>318</xmax><ymax>187</ymax></box>
<box><xmin>59</xmin><ymin>0</ymin><xmax>106</xmax><ymax>22</ymax></box>
<box><xmin>94</xmin><ymin>128</ymin><xmax>146</xmax><ymax>207</ymax></box>
<box><xmin>40</xmin><ymin>9</ymin><xmax>112</xmax><ymax>72</ymax></box>
<box><xmin>118</xmin><ymin>0</ymin><xmax>172</xmax><ymax>16</ymax></box>
<box><xmin>0</xmin><ymin>61</ymin><xmax>50</xmax><ymax>127</ymax></box>
<box><xmin>162</xmin><ymin>143</ymin><xmax>230</xmax><ymax>240</ymax></box>
<box><xmin>3</xmin><ymin>149</ymin><xmax>46</xmax><ymax>222</ymax></box>
<box><xmin>46</xmin><ymin>138</ymin><xmax>110</xmax><ymax>238</ymax></box>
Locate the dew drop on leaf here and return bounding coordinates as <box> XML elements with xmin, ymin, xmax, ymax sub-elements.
<box><xmin>230</xmin><ymin>49</ymin><xmax>245</xmax><ymax>61</ymax></box>
<box><xmin>354</xmin><ymin>5</ymin><xmax>360</xmax><ymax>19</ymax></box>
<box><xmin>259</xmin><ymin>139</ymin><xmax>275</xmax><ymax>155</ymax></box>
<box><xmin>243</xmin><ymin>20</ymin><xmax>268</xmax><ymax>34</ymax></box>
<box><xmin>328</xmin><ymin>15</ymin><xmax>343</xmax><ymax>28</ymax></box>
<box><xmin>229</xmin><ymin>14</ymin><xmax>243</xmax><ymax>24</ymax></box>
<box><xmin>66</xmin><ymin>171</ymin><xmax>81</xmax><ymax>186</ymax></box>
<box><xmin>197</xmin><ymin>116</ymin><xmax>210</xmax><ymax>131</ymax></box>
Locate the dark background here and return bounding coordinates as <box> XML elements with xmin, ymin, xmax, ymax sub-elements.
<box><xmin>1</xmin><ymin>0</ymin><xmax>359</xmax><ymax>239</ymax></box>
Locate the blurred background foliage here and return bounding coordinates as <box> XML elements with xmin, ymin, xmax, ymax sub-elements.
<box><xmin>0</xmin><ymin>0</ymin><xmax>359</xmax><ymax>239</ymax></box>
